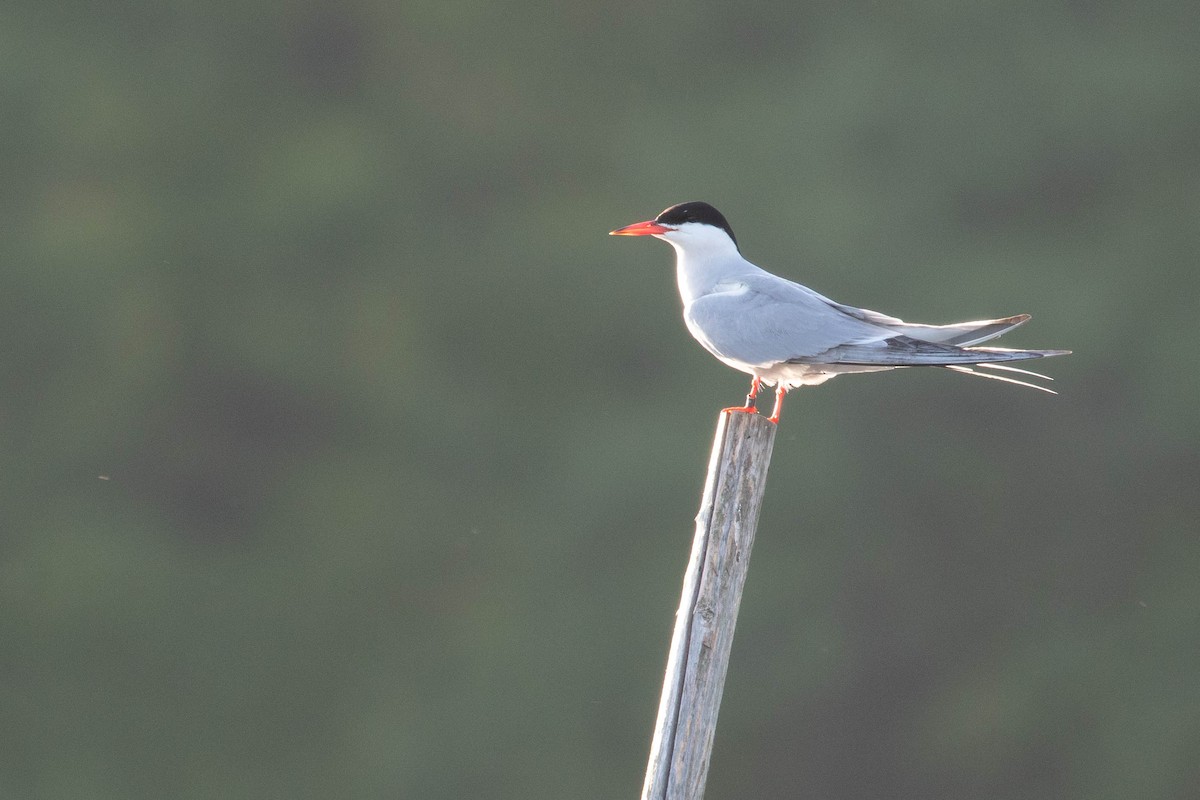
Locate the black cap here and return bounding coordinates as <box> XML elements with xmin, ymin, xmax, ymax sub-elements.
<box><xmin>654</xmin><ymin>202</ymin><xmax>738</xmax><ymax>247</ymax></box>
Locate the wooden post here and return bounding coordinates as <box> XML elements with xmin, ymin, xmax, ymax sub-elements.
<box><xmin>642</xmin><ymin>410</ymin><xmax>778</xmax><ymax>800</ymax></box>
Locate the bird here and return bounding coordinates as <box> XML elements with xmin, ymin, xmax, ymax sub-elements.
<box><xmin>610</xmin><ymin>201</ymin><xmax>1070</xmax><ymax>424</ymax></box>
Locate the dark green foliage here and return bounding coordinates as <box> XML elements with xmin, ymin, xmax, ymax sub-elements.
<box><xmin>1</xmin><ymin>2</ymin><xmax>1196</xmax><ymax>798</ymax></box>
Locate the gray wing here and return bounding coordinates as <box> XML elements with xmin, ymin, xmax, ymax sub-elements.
<box><xmin>683</xmin><ymin>274</ymin><xmax>892</xmax><ymax>366</ymax></box>
<box><xmin>792</xmin><ymin>337</ymin><xmax>1071</xmax><ymax>366</ymax></box>
<box><xmin>684</xmin><ymin>273</ymin><xmax>1066</xmax><ymax>369</ymax></box>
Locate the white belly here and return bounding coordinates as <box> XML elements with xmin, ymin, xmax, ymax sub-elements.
<box><xmin>714</xmin><ymin>354</ymin><xmax>896</xmax><ymax>389</ymax></box>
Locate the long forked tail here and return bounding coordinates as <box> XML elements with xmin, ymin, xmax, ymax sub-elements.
<box><xmin>944</xmin><ymin>361</ymin><xmax>1061</xmax><ymax>394</ymax></box>
<box><xmin>887</xmin><ymin>342</ymin><xmax>1072</xmax><ymax>394</ymax></box>
<box><xmin>793</xmin><ymin>337</ymin><xmax>1072</xmax><ymax>393</ymax></box>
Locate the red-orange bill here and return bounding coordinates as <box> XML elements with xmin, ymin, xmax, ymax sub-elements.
<box><xmin>609</xmin><ymin>220</ymin><xmax>669</xmax><ymax>236</ymax></box>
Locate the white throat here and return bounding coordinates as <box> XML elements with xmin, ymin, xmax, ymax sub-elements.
<box><xmin>658</xmin><ymin>223</ymin><xmax>750</xmax><ymax>305</ymax></box>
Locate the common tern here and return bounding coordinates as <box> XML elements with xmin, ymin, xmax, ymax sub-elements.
<box><xmin>611</xmin><ymin>201</ymin><xmax>1069</xmax><ymax>423</ymax></box>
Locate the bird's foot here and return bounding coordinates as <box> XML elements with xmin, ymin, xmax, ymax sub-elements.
<box><xmin>721</xmin><ymin>404</ymin><xmax>759</xmax><ymax>416</ymax></box>
<box><xmin>723</xmin><ymin>377</ymin><xmax>764</xmax><ymax>416</ymax></box>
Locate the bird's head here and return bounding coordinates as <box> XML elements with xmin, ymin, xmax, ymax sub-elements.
<box><xmin>610</xmin><ymin>201</ymin><xmax>740</xmax><ymax>255</ymax></box>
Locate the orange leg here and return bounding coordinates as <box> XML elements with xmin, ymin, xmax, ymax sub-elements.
<box><xmin>767</xmin><ymin>385</ymin><xmax>788</xmax><ymax>424</ymax></box>
<box><xmin>722</xmin><ymin>376</ymin><xmax>762</xmax><ymax>415</ymax></box>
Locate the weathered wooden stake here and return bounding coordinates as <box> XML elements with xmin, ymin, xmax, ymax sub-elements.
<box><xmin>641</xmin><ymin>410</ymin><xmax>778</xmax><ymax>800</ymax></box>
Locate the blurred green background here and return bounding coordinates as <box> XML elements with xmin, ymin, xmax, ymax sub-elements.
<box><xmin>3</xmin><ymin>1</ymin><xmax>1197</xmax><ymax>798</ymax></box>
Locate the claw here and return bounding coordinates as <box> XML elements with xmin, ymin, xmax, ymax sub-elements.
<box><xmin>722</xmin><ymin>404</ymin><xmax>760</xmax><ymax>415</ymax></box>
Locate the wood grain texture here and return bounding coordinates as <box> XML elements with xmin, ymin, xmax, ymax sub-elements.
<box><xmin>642</xmin><ymin>411</ymin><xmax>778</xmax><ymax>800</ymax></box>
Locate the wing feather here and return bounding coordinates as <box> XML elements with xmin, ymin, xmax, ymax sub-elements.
<box><xmin>789</xmin><ymin>336</ymin><xmax>1070</xmax><ymax>366</ymax></box>
<box><xmin>683</xmin><ymin>273</ymin><xmax>1069</xmax><ymax>374</ymax></box>
<box><xmin>683</xmin><ymin>275</ymin><xmax>891</xmax><ymax>366</ymax></box>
